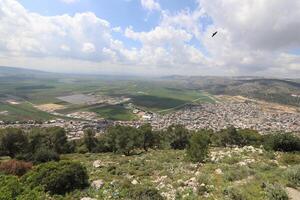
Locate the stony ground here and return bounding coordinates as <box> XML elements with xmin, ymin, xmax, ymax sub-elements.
<box><xmin>61</xmin><ymin>146</ymin><xmax>300</xmax><ymax>200</ymax></box>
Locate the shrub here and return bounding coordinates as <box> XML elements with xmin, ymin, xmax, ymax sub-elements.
<box><xmin>16</xmin><ymin>187</ymin><xmax>48</xmax><ymax>200</ymax></box>
<box><xmin>186</xmin><ymin>131</ymin><xmax>210</xmax><ymax>163</ymax></box>
<box><xmin>0</xmin><ymin>174</ymin><xmax>24</xmax><ymax>200</ymax></box>
<box><xmin>264</xmin><ymin>183</ymin><xmax>288</xmax><ymax>200</ymax></box>
<box><xmin>264</xmin><ymin>133</ymin><xmax>300</xmax><ymax>152</ymax></box>
<box><xmin>285</xmin><ymin>165</ymin><xmax>300</xmax><ymax>187</ymax></box>
<box><xmin>0</xmin><ymin>160</ymin><xmax>32</xmax><ymax>176</ymax></box>
<box><xmin>280</xmin><ymin>153</ymin><xmax>300</xmax><ymax>165</ymax></box>
<box><xmin>224</xmin><ymin>166</ymin><xmax>254</xmax><ymax>182</ymax></box>
<box><xmin>239</xmin><ymin>129</ymin><xmax>263</xmax><ymax>146</ymax></box>
<box><xmin>22</xmin><ymin>161</ymin><xmax>89</xmax><ymax>195</ymax></box>
<box><xmin>33</xmin><ymin>148</ymin><xmax>60</xmax><ymax>164</ymax></box>
<box><xmin>128</xmin><ymin>186</ymin><xmax>164</xmax><ymax>200</ymax></box>
<box><xmin>223</xmin><ymin>187</ymin><xmax>245</xmax><ymax>200</ymax></box>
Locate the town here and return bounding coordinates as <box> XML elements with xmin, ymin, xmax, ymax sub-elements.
<box><xmin>1</xmin><ymin>97</ymin><xmax>300</xmax><ymax>140</ymax></box>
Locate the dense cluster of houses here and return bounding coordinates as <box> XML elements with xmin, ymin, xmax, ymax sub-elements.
<box><xmin>1</xmin><ymin>101</ymin><xmax>300</xmax><ymax>139</ymax></box>
<box><xmin>150</xmin><ymin>102</ymin><xmax>300</xmax><ymax>133</ymax></box>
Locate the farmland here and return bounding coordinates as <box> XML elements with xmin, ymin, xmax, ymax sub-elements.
<box><xmin>0</xmin><ymin>67</ymin><xmax>214</xmax><ymax>121</ymax></box>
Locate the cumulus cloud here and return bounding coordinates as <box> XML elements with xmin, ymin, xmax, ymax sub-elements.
<box><xmin>0</xmin><ymin>0</ymin><xmax>300</xmax><ymax>77</ymax></box>
<box><xmin>140</xmin><ymin>0</ymin><xmax>161</xmax><ymax>11</ymax></box>
<box><xmin>0</xmin><ymin>0</ymin><xmax>116</xmax><ymax>62</ymax></box>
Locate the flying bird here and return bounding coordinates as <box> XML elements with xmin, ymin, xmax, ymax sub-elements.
<box><xmin>212</xmin><ymin>31</ymin><xmax>218</xmax><ymax>37</ymax></box>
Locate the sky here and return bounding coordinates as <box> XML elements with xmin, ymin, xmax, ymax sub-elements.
<box><xmin>0</xmin><ymin>0</ymin><xmax>300</xmax><ymax>77</ymax></box>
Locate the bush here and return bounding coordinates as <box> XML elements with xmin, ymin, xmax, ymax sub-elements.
<box><xmin>239</xmin><ymin>129</ymin><xmax>263</xmax><ymax>146</ymax></box>
<box><xmin>0</xmin><ymin>174</ymin><xmax>24</xmax><ymax>200</ymax></box>
<box><xmin>0</xmin><ymin>174</ymin><xmax>47</xmax><ymax>200</ymax></box>
<box><xmin>186</xmin><ymin>131</ymin><xmax>210</xmax><ymax>163</ymax></box>
<box><xmin>0</xmin><ymin>160</ymin><xmax>32</xmax><ymax>176</ymax></box>
<box><xmin>285</xmin><ymin>165</ymin><xmax>300</xmax><ymax>187</ymax></box>
<box><xmin>128</xmin><ymin>186</ymin><xmax>164</xmax><ymax>200</ymax></box>
<box><xmin>223</xmin><ymin>187</ymin><xmax>245</xmax><ymax>200</ymax></box>
<box><xmin>264</xmin><ymin>133</ymin><xmax>300</xmax><ymax>152</ymax></box>
<box><xmin>22</xmin><ymin>161</ymin><xmax>89</xmax><ymax>195</ymax></box>
<box><xmin>33</xmin><ymin>148</ymin><xmax>60</xmax><ymax>164</ymax></box>
<box><xmin>264</xmin><ymin>183</ymin><xmax>288</xmax><ymax>200</ymax></box>
<box><xmin>224</xmin><ymin>166</ymin><xmax>254</xmax><ymax>182</ymax></box>
<box><xmin>280</xmin><ymin>153</ymin><xmax>300</xmax><ymax>165</ymax></box>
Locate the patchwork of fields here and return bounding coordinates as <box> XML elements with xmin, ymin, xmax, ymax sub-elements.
<box><xmin>0</xmin><ymin>75</ymin><xmax>215</xmax><ymax>121</ymax></box>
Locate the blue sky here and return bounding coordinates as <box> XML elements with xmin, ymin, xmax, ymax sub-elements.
<box><xmin>0</xmin><ymin>0</ymin><xmax>299</xmax><ymax>77</ymax></box>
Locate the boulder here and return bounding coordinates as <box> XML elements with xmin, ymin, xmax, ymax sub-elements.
<box><xmin>81</xmin><ymin>198</ymin><xmax>97</xmax><ymax>200</ymax></box>
<box><xmin>93</xmin><ymin>160</ymin><xmax>104</xmax><ymax>168</ymax></box>
<box><xmin>91</xmin><ymin>179</ymin><xmax>104</xmax><ymax>190</ymax></box>
<box><xmin>215</xmin><ymin>168</ymin><xmax>223</xmax><ymax>175</ymax></box>
<box><xmin>131</xmin><ymin>179</ymin><xmax>138</xmax><ymax>185</ymax></box>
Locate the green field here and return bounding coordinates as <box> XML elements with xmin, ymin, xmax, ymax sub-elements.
<box><xmin>0</xmin><ymin>68</ymin><xmax>216</xmax><ymax>121</ymax></box>
<box><xmin>0</xmin><ymin>102</ymin><xmax>53</xmax><ymax>121</ymax></box>
<box><xmin>89</xmin><ymin>105</ymin><xmax>137</xmax><ymax>121</ymax></box>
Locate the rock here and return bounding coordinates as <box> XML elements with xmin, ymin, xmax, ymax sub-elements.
<box><xmin>91</xmin><ymin>180</ymin><xmax>104</xmax><ymax>190</ymax></box>
<box><xmin>286</xmin><ymin>187</ymin><xmax>300</xmax><ymax>200</ymax></box>
<box><xmin>131</xmin><ymin>179</ymin><xmax>138</xmax><ymax>185</ymax></box>
<box><xmin>81</xmin><ymin>198</ymin><xmax>96</xmax><ymax>200</ymax></box>
<box><xmin>215</xmin><ymin>168</ymin><xmax>223</xmax><ymax>175</ymax></box>
<box><xmin>93</xmin><ymin>160</ymin><xmax>103</xmax><ymax>168</ymax></box>
<box><xmin>195</xmin><ymin>171</ymin><xmax>201</xmax><ymax>176</ymax></box>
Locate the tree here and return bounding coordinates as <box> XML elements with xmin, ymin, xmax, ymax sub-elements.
<box><xmin>264</xmin><ymin>133</ymin><xmax>300</xmax><ymax>152</ymax></box>
<box><xmin>46</xmin><ymin>127</ymin><xmax>70</xmax><ymax>154</ymax></box>
<box><xmin>83</xmin><ymin>129</ymin><xmax>97</xmax><ymax>152</ymax></box>
<box><xmin>106</xmin><ymin>125</ymin><xmax>142</xmax><ymax>156</ymax></box>
<box><xmin>186</xmin><ymin>131</ymin><xmax>211</xmax><ymax>163</ymax></box>
<box><xmin>115</xmin><ymin>126</ymin><xmax>141</xmax><ymax>156</ymax></box>
<box><xmin>218</xmin><ymin>126</ymin><xmax>243</xmax><ymax>147</ymax></box>
<box><xmin>167</xmin><ymin>125</ymin><xmax>189</xmax><ymax>150</ymax></box>
<box><xmin>32</xmin><ymin>148</ymin><xmax>60</xmax><ymax>164</ymax></box>
<box><xmin>0</xmin><ymin>128</ymin><xmax>28</xmax><ymax>158</ymax></box>
<box><xmin>139</xmin><ymin>124</ymin><xmax>156</xmax><ymax>151</ymax></box>
<box><xmin>239</xmin><ymin>129</ymin><xmax>263</xmax><ymax>147</ymax></box>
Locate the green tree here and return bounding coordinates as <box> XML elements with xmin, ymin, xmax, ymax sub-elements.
<box><xmin>218</xmin><ymin>126</ymin><xmax>243</xmax><ymax>147</ymax></box>
<box><xmin>139</xmin><ymin>124</ymin><xmax>156</xmax><ymax>151</ymax></box>
<box><xmin>0</xmin><ymin>128</ymin><xmax>28</xmax><ymax>158</ymax></box>
<box><xmin>186</xmin><ymin>131</ymin><xmax>211</xmax><ymax>163</ymax></box>
<box><xmin>83</xmin><ymin>129</ymin><xmax>97</xmax><ymax>152</ymax></box>
<box><xmin>167</xmin><ymin>125</ymin><xmax>189</xmax><ymax>150</ymax></box>
<box><xmin>264</xmin><ymin>133</ymin><xmax>300</xmax><ymax>152</ymax></box>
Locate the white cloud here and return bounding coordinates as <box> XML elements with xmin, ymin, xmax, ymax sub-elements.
<box><xmin>0</xmin><ymin>0</ymin><xmax>114</xmax><ymax>62</ymax></box>
<box><xmin>141</xmin><ymin>0</ymin><xmax>161</xmax><ymax>11</ymax></box>
<box><xmin>82</xmin><ymin>43</ymin><xmax>96</xmax><ymax>53</ymax></box>
<box><xmin>0</xmin><ymin>0</ymin><xmax>300</xmax><ymax>77</ymax></box>
<box><xmin>61</xmin><ymin>0</ymin><xmax>79</xmax><ymax>4</ymax></box>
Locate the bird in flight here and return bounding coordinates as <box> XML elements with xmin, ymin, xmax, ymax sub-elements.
<box><xmin>212</xmin><ymin>31</ymin><xmax>218</xmax><ymax>37</ymax></box>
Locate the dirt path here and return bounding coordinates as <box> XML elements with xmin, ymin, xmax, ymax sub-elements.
<box><xmin>286</xmin><ymin>187</ymin><xmax>300</xmax><ymax>200</ymax></box>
